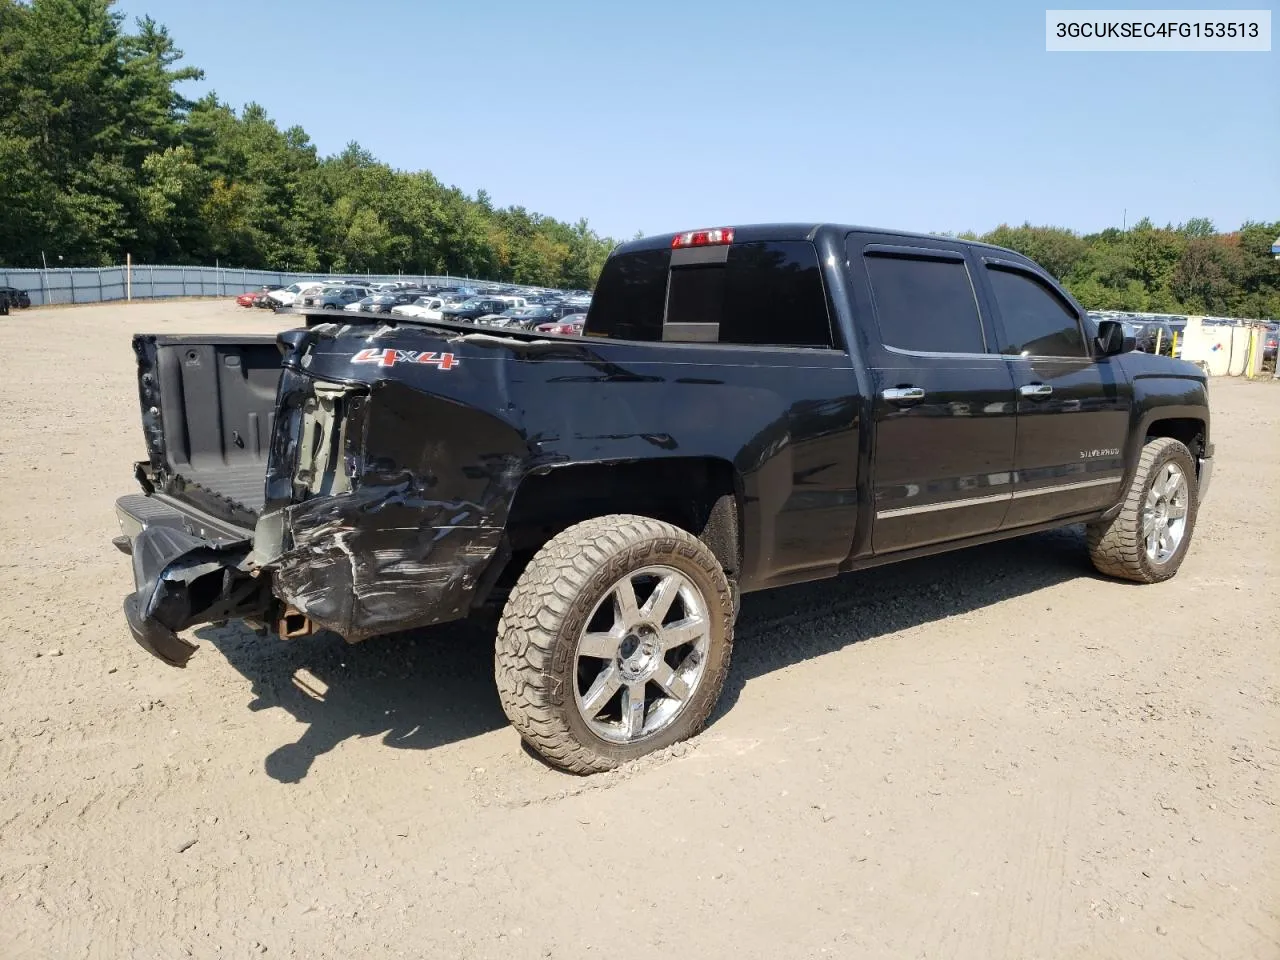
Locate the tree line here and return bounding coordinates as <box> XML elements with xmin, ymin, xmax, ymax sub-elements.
<box><xmin>1</xmin><ymin>1</ymin><xmax>1277</xmax><ymax>314</ymax></box>
<box><xmin>0</xmin><ymin>0</ymin><xmax>615</xmax><ymax>287</ymax></box>
<box><xmin>956</xmin><ymin>220</ymin><xmax>1280</xmax><ymax>319</ymax></box>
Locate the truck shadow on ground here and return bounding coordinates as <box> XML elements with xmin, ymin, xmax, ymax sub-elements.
<box><xmin>711</xmin><ymin>525</ymin><xmax>1093</xmax><ymax>721</ymax></box>
<box><xmin>196</xmin><ymin>525</ymin><xmax>1094</xmax><ymax>783</ymax></box>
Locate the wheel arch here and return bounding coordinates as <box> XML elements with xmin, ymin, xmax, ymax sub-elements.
<box><xmin>483</xmin><ymin>456</ymin><xmax>745</xmax><ymax>605</ymax></box>
<box><xmin>1103</xmin><ymin>386</ymin><xmax>1210</xmax><ymax>521</ymax></box>
<box><xmin>1142</xmin><ymin>415</ymin><xmax>1207</xmax><ymax>455</ymax></box>
<box><xmin>1097</xmin><ymin>402</ymin><xmax>1208</xmax><ymax>526</ymax></box>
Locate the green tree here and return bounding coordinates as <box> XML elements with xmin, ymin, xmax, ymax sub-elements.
<box><xmin>981</xmin><ymin>223</ymin><xmax>1088</xmax><ymax>280</ymax></box>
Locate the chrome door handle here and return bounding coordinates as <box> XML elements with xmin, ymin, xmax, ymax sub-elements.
<box><xmin>882</xmin><ymin>386</ymin><xmax>926</xmax><ymax>403</ymax></box>
<box><xmin>1019</xmin><ymin>383</ymin><xmax>1053</xmax><ymax>398</ymax></box>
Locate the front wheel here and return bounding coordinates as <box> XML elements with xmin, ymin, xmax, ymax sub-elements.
<box><xmin>1087</xmin><ymin>437</ymin><xmax>1199</xmax><ymax>583</ymax></box>
<box><xmin>495</xmin><ymin>515</ymin><xmax>735</xmax><ymax>774</ymax></box>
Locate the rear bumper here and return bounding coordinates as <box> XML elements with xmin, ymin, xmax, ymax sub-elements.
<box><xmin>115</xmin><ymin>492</ymin><xmax>253</xmax><ymax>547</ymax></box>
<box><xmin>116</xmin><ymin>495</ymin><xmax>269</xmax><ymax>667</ymax></box>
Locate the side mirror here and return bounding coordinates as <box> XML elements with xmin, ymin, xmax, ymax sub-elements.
<box><xmin>1095</xmin><ymin>319</ymin><xmax>1135</xmax><ymax>357</ymax></box>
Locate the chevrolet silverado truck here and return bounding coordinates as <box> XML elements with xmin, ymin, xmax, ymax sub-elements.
<box><xmin>115</xmin><ymin>224</ymin><xmax>1213</xmax><ymax>773</ymax></box>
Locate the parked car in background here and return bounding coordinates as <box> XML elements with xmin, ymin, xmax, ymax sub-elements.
<box><xmin>235</xmin><ymin>285</ymin><xmax>281</xmax><ymax>308</ymax></box>
<box><xmin>316</xmin><ymin>288</ymin><xmax>373</xmax><ymax>309</ymax></box>
<box><xmin>439</xmin><ymin>297</ymin><xmax>510</xmax><ymax>323</ymax></box>
<box><xmin>546</xmin><ymin>300</ymin><xmax>588</xmax><ymax>321</ymax></box>
<box><xmin>1131</xmin><ymin>320</ymin><xmax>1180</xmax><ymax>357</ymax></box>
<box><xmin>299</xmin><ymin>285</ymin><xmax>368</xmax><ymax>309</ymax></box>
<box><xmin>535</xmin><ymin>313</ymin><xmax>586</xmax><ymax>335</ymax></box>
<box><xmin>391</xmin><ymin>296</ymin><xmax>446</xmax><ymax>320</ymax></box>
<box><xmin>345</xmin><ymin>291</ymin><xmax>424</xmax><ymax>313</ymax></box>
<box><xmin>477</xmin><ymin>305</ymin><xmax>556</xmax><ymax>329</ymax></box>
<box><xmin>268</xmin><ymin>281</ymin><xmax>326</xmax><ymax>308</ymax></box>
<box><xmin>296</xmin><ymin>286</ymin><xmax>334</xmax><ymax>309</ymax></box>
<box><xmin>0</xmin><ymin>285</ymin><xmax>32</xmax><ymax>309</ymax></box>
<box><xmin>1263</xmin><ymin>323</ymin><xmax>1279</xmax><ymax>363</ymax></box>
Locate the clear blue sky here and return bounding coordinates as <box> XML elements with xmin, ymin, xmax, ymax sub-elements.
<box><xmin>123</xmin><ymin>0</ymin><xmax>1276</xmax><ymax>240</ymax></box>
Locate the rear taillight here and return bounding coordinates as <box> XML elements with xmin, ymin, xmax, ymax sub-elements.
<box><xmin>672</xmin><ymin>228</ymin><xmax>734</xmax><ymax>248</ymax></box>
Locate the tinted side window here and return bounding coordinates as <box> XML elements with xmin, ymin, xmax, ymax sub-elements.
<box><xmin>665</xmin><ymin>241</ymin><xmax>833</xmax><ymax>347</ymax></box>
<box><xmin>723</xmin><ymin>241</ymin><xmax>832</xmax><ymax>347</ymax></box>
<box><xmin>863</xmin><ymin>253</ymin><xmax>985</xmax><ymax>354</ymax></box>
<box><xmin>986</xmin><ymin>268</ymin><xmax>1086</xmax><ymax>357</ymax></box>
<box><xmin>584</xmin><ymin>248</ymin><xmax>670</xmax><ymax>340</ymax></box>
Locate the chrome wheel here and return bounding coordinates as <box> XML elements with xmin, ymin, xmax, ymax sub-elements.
<box><xmin>1143</xmin><ymin>461</ymin><xmax>1189</xmax><ymax>564</ymax></box>
<box><xmin>573</xmin><ymin>565</ymin><xmax>711</xmax><ymax>744</ymax></box>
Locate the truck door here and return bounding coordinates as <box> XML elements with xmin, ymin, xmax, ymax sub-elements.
<box><xmin>973</xmin><ymin>258</ymin><xmax>1131</xmax><ymax>527</ymax></box>
<box><xmin>844</xmin><ymin>234</ymin><xmax>1018</xmax><ymax>554</ymax></box>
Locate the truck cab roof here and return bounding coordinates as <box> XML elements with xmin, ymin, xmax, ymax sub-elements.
<box><xmin>613</xmin><ymin>223</ymin><xmax>1021</xmax><ymax>259</ymax></box>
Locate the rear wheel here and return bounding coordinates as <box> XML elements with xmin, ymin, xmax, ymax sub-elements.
<box><xmin>1087</xmin><ymin>437</ymin><xmax>1199</xmax><ymax>583</ymax></box>
<box><xmin>495</xmin><ymin>515</ymin><xmax>735</xmax><ymax>774</ymax></box>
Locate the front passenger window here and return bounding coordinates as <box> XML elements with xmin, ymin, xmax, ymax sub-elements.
<box><xmin>986</xmin><ymin>267</ymin><xmax>1086</xmax><ymax>357</ymax></box>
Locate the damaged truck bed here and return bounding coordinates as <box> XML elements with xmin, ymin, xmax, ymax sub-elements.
<box><xmin>119</xmin><ymin>322</ymin><xmax>528</xmax><ymax>664</ymax></box>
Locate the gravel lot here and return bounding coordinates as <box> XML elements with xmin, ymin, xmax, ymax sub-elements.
<box><xmin>1</xmin><ymin>300</ymin><xmax>1277</xmax><ymax>960</ymax></box>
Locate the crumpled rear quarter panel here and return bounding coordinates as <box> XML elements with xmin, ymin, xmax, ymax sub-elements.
<box><xmin>268</xmin><ymin>367</ymin><xmax>528</xmax><ymax>641</ymax></box>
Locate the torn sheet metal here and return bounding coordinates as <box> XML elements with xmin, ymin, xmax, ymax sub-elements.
<box><xmin>260</xmin><ymin>374</ymin><xmax>528</xmax><ymax>641</ymax></box>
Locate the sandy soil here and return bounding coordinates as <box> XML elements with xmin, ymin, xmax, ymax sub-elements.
<box><xmin>0</xmin><ymin>300</ymin><xmax>1277</xmax><ymax>960</ymax></box>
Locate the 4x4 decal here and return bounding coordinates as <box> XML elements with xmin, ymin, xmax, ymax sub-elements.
<box><xmin>351</xmin><ymin>348</ymin><xmax>459</xmax><ymax>370</ymax></box>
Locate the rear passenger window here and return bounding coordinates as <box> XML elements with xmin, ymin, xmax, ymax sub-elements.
<box><xmin>863</xmin><ymin>253</ymin><xmax>985</xmax><ymax>354</ymax></box>
<box><xmin>724</xmin><ymin>241</ymin><xmax>832</xmax><ymax>347</ymax></box>
<box><xmin>986</xmin><ymin>267</ymin><xmax>1086</xmax><ymax>357</ymax></box>
<box><xmin>665</xmin><ymin>241</ymin><xmax>834</xmax><ymax>347</ymax></box>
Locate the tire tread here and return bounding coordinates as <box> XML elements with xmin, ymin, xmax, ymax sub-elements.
<box><xmin>1087</xmin><ymin>437</ymin><xmax>1195</xmax><ymax>583</ymax></box>
<box><xmin>495</xmin><ymin>515</ymin><xmax>733</xmax><ymax>774</ymax></box>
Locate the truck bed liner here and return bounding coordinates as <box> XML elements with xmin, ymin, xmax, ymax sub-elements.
<box><xmin>135</xmin><ymin>333</ymin><xmax>282</xmax><ymax>525</ymax></box>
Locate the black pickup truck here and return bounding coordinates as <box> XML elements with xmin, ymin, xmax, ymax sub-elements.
<box><xmin>115</xmin><ymin>223</ymin><xmax>1213</xmax><ymax>773</ymax></box>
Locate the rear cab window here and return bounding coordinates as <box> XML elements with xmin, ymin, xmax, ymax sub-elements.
<box><xmin>586</xmin><ymin>239</ymin><xmax>836</xmax><ymax>349</ymax></box>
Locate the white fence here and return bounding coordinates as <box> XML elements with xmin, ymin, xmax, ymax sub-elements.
<box><xmin>0</xmin><ymin>264</ymin><xmax>530</xmax><ymax>307</ymax></box>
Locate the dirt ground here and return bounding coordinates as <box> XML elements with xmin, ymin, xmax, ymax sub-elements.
<box><xmin>0</xmin><ymin>299</ymin><xmax>1277</xmax><ymax>960</ymax></box>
